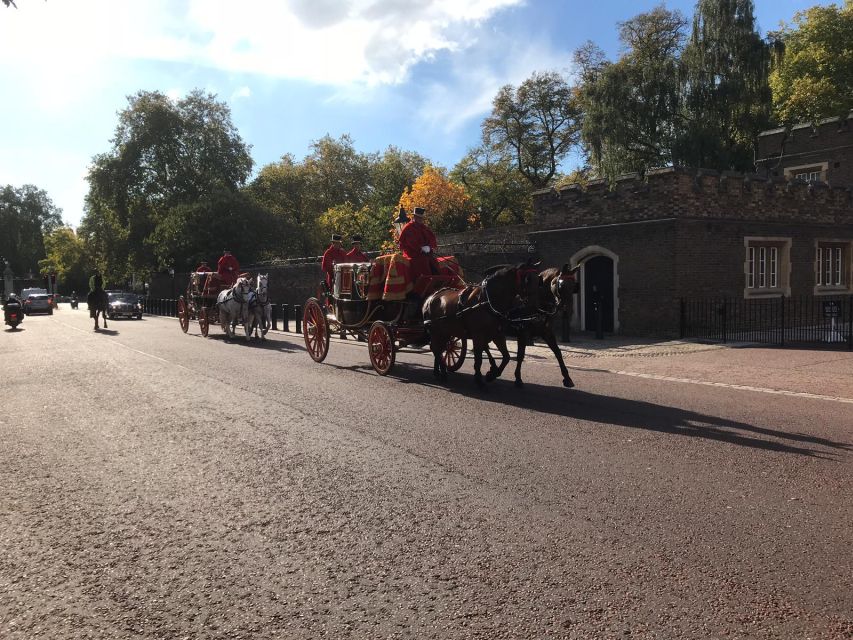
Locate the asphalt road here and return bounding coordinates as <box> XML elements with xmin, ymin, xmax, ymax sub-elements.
<box><xmin>2</xmin><ymin>308</ymin><xmax>851</xmax><ymax>639</ymax></box>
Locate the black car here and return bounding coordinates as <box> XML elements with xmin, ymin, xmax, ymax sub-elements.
<box><xmin>107</xmin><ymin>292</ymin><xmax>143</xmax><ymax>319</ymax></box>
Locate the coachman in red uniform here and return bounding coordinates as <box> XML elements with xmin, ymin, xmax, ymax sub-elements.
<box><xmin>345</xmin><ymin>235</ymin><xmax>369</xmax><ymax>263</ymax></box>
<box><xmin>321</xmin><ymin>234</ymin><xmax>347</xmax><ymax>291</ymax></box>
<box><xmin>196</xmin><ymin>260</ymin><xmax>211</xmax><ymax>273</ymax></box>
<box><xmin>217</xmin><ymin>250</ymin><xmax>240</xmax><ymax>286</ymax></box>
<box><xmin>398</xmin><ymin>207</ymin><xmax>437</xmax><ymax>282</ymax></box>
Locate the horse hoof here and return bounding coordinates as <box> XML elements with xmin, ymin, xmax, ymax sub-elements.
<box><xmin>485</xmin><ymin>371</ymin><xmax>497</xmax><ymax>383</ymax></box>
<box><xmin>563</xmin><ymin>378</ymin><xmax>575</xmax><ymax>388</ymax></box>
<box><xmin>515</xmin><ymin>379</ymin><xmax>524</xmax><ymax>389</ymax></box>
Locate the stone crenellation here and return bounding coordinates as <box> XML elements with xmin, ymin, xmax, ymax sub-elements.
<box><xmin>533</xmin><ymin>166</ymin><xmax>853</xmax><ymax>230</ymax></box>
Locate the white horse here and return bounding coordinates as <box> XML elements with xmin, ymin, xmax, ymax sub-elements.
<box><xmin>217</xmin><ymin>275</ymin><xmax>252</xmax><ymax>340</ymax></box>
<box><xmin>248</xmin><ymin>273</ymin><xmax>272</xmax><ymax>341</ymax></box>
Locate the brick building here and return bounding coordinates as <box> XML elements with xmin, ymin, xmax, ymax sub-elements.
<box><xmin>755</xmin><ymin>112</ymin><xmax>853</xmax><ymax>185</ymax></box>
<box><xmin>529</xmin><ymin>167</ymin><xmax>853</xmax><ymax>336</ymax></box>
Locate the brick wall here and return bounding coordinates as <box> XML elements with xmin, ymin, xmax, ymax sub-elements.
<box><xmin>756</xmin><ymin>114</ymin><xmax>853</xmax><ymax>185</ymax></box>
<box><xmin>532</xmin><ymin>167</ymin><xmax>853</xmax><ymax>230</ymax></box>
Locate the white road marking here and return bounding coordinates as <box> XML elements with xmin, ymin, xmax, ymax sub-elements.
<box><xmin>574</xmin><ymin>367</ymin><xmax>853</xmax><ymax>405</ymax></box>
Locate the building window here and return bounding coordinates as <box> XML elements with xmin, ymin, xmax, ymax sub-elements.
<box><xmin>784</xmin><ymin>161</ymin><xmax>828</xmax><ymax>183</ymax></box>
<box><xmin>815</xmin><ymin>241</ymin><xmax>852</xmax><ymax>293</ymax></box>
<box><xmin>794</xmin><ymin>169</ymin><xmax>821</xmax><ymax>182</ymax></box>
<box><xmin>744</xmin><ymin>238</ymin><xmax>791</xmax><ymax>298</ymax></box>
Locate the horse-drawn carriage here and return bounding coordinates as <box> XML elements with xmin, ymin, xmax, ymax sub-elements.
<box><xmin>302</xmin><ymin>255</ymin><xmax>468</xmax><ymax>375</ymax></box>
<box><xmin>177</xmin><ymin>271</ymin><xmax>270</xmax><ymax>339</ymax></box>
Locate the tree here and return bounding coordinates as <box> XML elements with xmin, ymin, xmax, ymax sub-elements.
<box><xmin>398</xmin><ymin>166</ymin><xmax>475</xmax><ymax>233</ymax></box>
<box><xmin>769</xmin><ymin>1</ymin><xmax>853</xmax><ymax>126</ymax></box>
<box><xmin>81</xmin><ymin>89</ymin><xmax>254</xmax><ymax>278</ymax></box>
<box><xmin>580</xmin><ymin>6</ymin><xmax>687</xmax><ymax>180</ymax></box>
<box><xmin>0</xmin><ymin>184</ymin><xmax>63</xmax><ymax>275</ymax></box>
<box><xmin>451</xmin><ymin>145</ymin><xmax>532</xmax><ymax>227</ymax></box>
<box><xmin>38</xmin><ymin>228</ymin><xmax>92</xmax><ymax>294</ymax></box>
<box><xmin>482</xmin><ymin>71</ymin><xmax>583</xmax><ymax>189</ymax></box>
<box><xmin>677</xmin><ymin>0</ymin><xmax>772</xmax><ymax>171</ymax></box>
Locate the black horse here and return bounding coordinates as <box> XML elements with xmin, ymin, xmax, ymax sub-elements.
<box><xmin>422</xmin><ymin>261</ymin><xmax>541</xmax><ymax>387</ymax></box>
<box><xmin>87</xmin><ymin>274</ymin><xmax>109</xmax><ymax>331</ymax></box>
<box><xmin>512</xmin><ymin>263</ymin><xmax>580</xmax><ymax>388</ymax></box>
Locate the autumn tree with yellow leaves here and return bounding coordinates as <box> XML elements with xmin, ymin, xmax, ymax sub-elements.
<box><xmin>398</xmin><ymin>166</ymin><xmax>477</xmax><ymax>233</ymax></box>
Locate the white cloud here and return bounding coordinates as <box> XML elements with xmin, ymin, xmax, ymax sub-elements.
<box><xmin>230</xmin><ymin>86</ymin><xmax>252</xmax><ymax>101</ymax></box>
<box><xmin>0</xmin><ymin>0</ymin><xmax>524</xmax><ymax>93</ymax></box>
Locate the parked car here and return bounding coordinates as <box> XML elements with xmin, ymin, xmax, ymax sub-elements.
<box><xmin>23</xmin><ymin>293</ymin><xmax>53</xmax><ymax>315</ymax></box>
<box><xmin>107</xmin><ymin>291</ymin><xmax>143</xmax><ymax>320</ymax></box>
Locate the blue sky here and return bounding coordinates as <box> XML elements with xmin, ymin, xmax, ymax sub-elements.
<box><xmin>0</xmin><ymin>0</ymin><xmax>830</xmax><ymax>227</ymax></box>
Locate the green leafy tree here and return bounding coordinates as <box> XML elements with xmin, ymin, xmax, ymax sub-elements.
<box><xmin>482</xmin><ymin>71</ymin><xmax>583</xmax><ymax>189</ymax></box>
<box><xmin>451</xmin><ymin>145</ymin><xmax>532</xmax><ymax>226</ymax></box>
<box><xmin>581</xmin><ymin>6</ymin><xmax>687</xmax><ymax>180</ymax></box>
<box><xmin>81</xmin><ymin>89</ymin><xmax>254</xmax><ymax>278</ymax></box>
<box><xmin>769</xmin><ymin>1</ymin><xmax>853</xmax><ymax>126</ymax></box>
<box><xmin>677</xmin><ymin>0</ymin><xmax>772</xmax><ymax>171</ymax></box>
<box><xmin>148</xmin><ymin>189</ymin><xmax>277</xmax><ymax>269</ymax></box>
<box><xmin>38</xmin><ymin>228</ymin><xmax>93</xmax><ymax>294</ymax></box>
<box><xmin>0</xmin><ymin>184</ymin><xmax>63</xmax><ymax>275</ymax></box>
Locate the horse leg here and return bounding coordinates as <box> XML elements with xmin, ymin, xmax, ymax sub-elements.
<box><xmin>485</xmin><ymin>335</ymin><xmax>511</xmax><ymax>382</ymax></box>
<box><xmin>102</xmin><ymin>310</ymin><xmax>107</xmax><ymax>329</ymax></box>
<box><xmin>514</xmin><ymin>330</ymin><xmax>528</xmax><ymax>388</ymax></box>
<box><xmin>430</xmin><ymin>335</ymin><xmax>447</xmax><ymax>382</ymax></box>
<box><xmin>543</xmin><ymin>328</ymin><xmax>575</xmax><ymax>388</ymax></box>
<box><xmin>473</xmin><ymin>342</ymin><xmax>487</xmax><ymax>389</ymax></box>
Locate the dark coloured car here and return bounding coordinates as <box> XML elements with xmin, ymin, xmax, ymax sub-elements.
<box><xmin>23</xmin><ymin>293</ymin><xmax>53</xmax><ymax>315</ymax></box>
<box><xmin>107</xmin><ymin>292</ymin><xmax>143</xmax><ymax>320</ymax></box>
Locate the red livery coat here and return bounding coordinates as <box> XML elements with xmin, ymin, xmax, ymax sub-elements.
<box><xmin>398</xmin><ymin>219</ymin><xmax>437</xmax><ymax>282</ymax></box>
<box><xmin>321</xmin><ymin>244</ymin><xmax>348</xmax><ymax>290</ymax></box>
<box><xmin>345</xmin><ymin>247</ymin><xmax>369</xmax><ymax>263</ymax></box>
<box><xmin>217</xmin><ymin>254</ymin><xmax>240</xmax><ymax>285</ymax></box>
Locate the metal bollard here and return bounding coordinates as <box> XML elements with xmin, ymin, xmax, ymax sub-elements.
<box><xmin>294</xmin><ymin>305</ymin><xmax>301</xmax><ymax>334</ymax></box>
<box><xmin>271</xmin><ymin>304</ymin><xmax>278</xmax><ymax>331</ymax></box>
<box><xmin>282</xmin><ymin>304</ymin><xmax>290</xmax><ymax>332</ymax></box>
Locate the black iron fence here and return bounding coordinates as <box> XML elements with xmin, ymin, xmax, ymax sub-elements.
<box><xmin>141</xmin><ymin>298</ymin><xmax>574</xmax><ymax>343</ymax></box>
<box><xmin>680</xmin><ymin>295</ymin><xmax>853</xmax><ymax>350</ymax></box>
<box><xmin>141</xmin><ymin>298</ymin><xmax>303</xmax><ymax>333</ymax></box>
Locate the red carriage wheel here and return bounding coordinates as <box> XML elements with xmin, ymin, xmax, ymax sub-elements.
<box><xmin>443</xmin><ymin>336</ymin><xmax>467</xmax><ymax>372</ymax></box>
<box><xmin>303</xmin><ymin>298</ymin><xmax>330</xmax><ymax>363</ymax></box>
<box><xmin>199</xmin><ymin>306</ymin><xmax>210</xmax><ymax>337</ymax></box>
<box><xmin>368</xmin><ymin>321</ymin><xmax>396</xmax><ymax>375</ymax></box>
<box><xmin>177</xmin><ymin>297</ymin><xmax>189</xmax><ymax>333</ymax></box>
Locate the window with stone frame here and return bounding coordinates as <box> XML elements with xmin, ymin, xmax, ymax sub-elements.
<box><xmin>744</xmin><ymin>238</ymin><xmax>791</xmax><ymax>297</ymax></box>
<box><xmin>784</xmin><ymin>162</ymin><xmax>828</xmax><ymax>183</ymax></box>
<box><xmin>815</xmin><ymin>241</ymin><xmax>852</xmax><ymax>292</ymax></box>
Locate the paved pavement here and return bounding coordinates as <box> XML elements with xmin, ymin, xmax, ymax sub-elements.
<box><xmin>1</xmin><ymin>306</ymin><xmax>851</xmax><ymax>639</ymax></box>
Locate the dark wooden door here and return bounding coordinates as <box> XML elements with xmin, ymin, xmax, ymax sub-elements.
<box><xmin>584</xmin><ymin>255</ymin><xmax>614</xmax><ymax>332</ymax></box>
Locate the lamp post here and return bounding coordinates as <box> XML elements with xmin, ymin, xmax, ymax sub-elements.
<box><xmin>392</xmin><ymin>206</ymin><xmax>409</xmax><ymax>238</ymax></box>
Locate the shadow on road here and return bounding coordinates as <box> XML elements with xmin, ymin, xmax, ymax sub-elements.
<box><xmin>346</xmin><ymin>361</ymin><xmax>852</xmax><ymax>459</ymax></box>
<box><xmin>94</xmin><ymin>328</ymin><xmax>119</xmax><ymax>336</ymax></box>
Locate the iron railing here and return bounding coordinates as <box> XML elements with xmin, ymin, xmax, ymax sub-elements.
<box><xmin>680</xmin><ymin>295</ymin><xmax>853</xmax><ymax>350</ymax></box>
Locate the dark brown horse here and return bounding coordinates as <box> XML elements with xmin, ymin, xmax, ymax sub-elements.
<box><xmin>512</xmin><ymin>263</ymin><xmax>580</xmax><ymax>388</ymax></box>
<box><xmin>423</xmin><ymin>261</ymin><xmax>540</xmax><ymax>387</ymax></box>
<box><xmin>87</xmin><ymin>274</ymin><xmax>109</xmax><ymax>331</ymax></box>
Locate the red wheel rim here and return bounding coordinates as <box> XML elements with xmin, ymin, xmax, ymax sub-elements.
<box><xmin>178</xmin><ymin>298</ymin><xmax>189</xmax><ymax>333</ymax></box>
<box><xmin>369</xmin><ymin>323</ymin><xmax>395</xmax><ymax>375</ymax></box>
<box><xmin>199</xmin><ymin>307</ymin><xmax>209</xmax><ymax>337</ymax></box>
<box><xmin>444</xmin><ymin>337</ymin><xmax>466</xmax><ymax>372</ymax></box>
<box><xmin>303</xmin><ymin>299</ymin><xmax>329</xmax><ymax>362</ymax></box>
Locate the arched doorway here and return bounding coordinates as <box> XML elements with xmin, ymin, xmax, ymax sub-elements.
<box><xmin>583</xmin><ymin>255</ymin><xmax>614</xmax><ymax>332</ymax></box>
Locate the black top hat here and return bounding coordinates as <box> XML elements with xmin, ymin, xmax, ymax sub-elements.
<box><xmin>351</xmin><ymin>235</ymin><xmax>362</xmax><ymax>243</ymax></box>
<box><xmin>413</xmin><ymin>207</ymin><xmax>425</xmax><ymax>216</ymax></box>
<box><xmin>331</xmin><ymin>234</ymin><xmax>342</xmax><ymax>242</ymax></box>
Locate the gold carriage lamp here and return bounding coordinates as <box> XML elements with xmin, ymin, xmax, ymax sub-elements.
<box><xmin>392</xmin><ymin>206</ymin><xmax>409</xmax><ymax>237</ymax></box>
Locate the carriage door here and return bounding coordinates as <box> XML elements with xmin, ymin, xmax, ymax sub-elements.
<box><xmin>584</xmin><ymin>255</ymin><xmax>614</xmax><ymax>333</ymax></box>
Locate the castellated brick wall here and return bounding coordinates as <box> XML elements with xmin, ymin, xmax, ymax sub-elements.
<box><xmin>532</xmin><ymin>167</ymin><xmax>853</xmax><ymax>230</ymax></box>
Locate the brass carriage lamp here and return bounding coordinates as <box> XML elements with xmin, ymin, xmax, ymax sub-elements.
<box><xmin>392</xmin><ymin>206</ymin><xmax>409</xmax><ymax>237</ymax></box>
